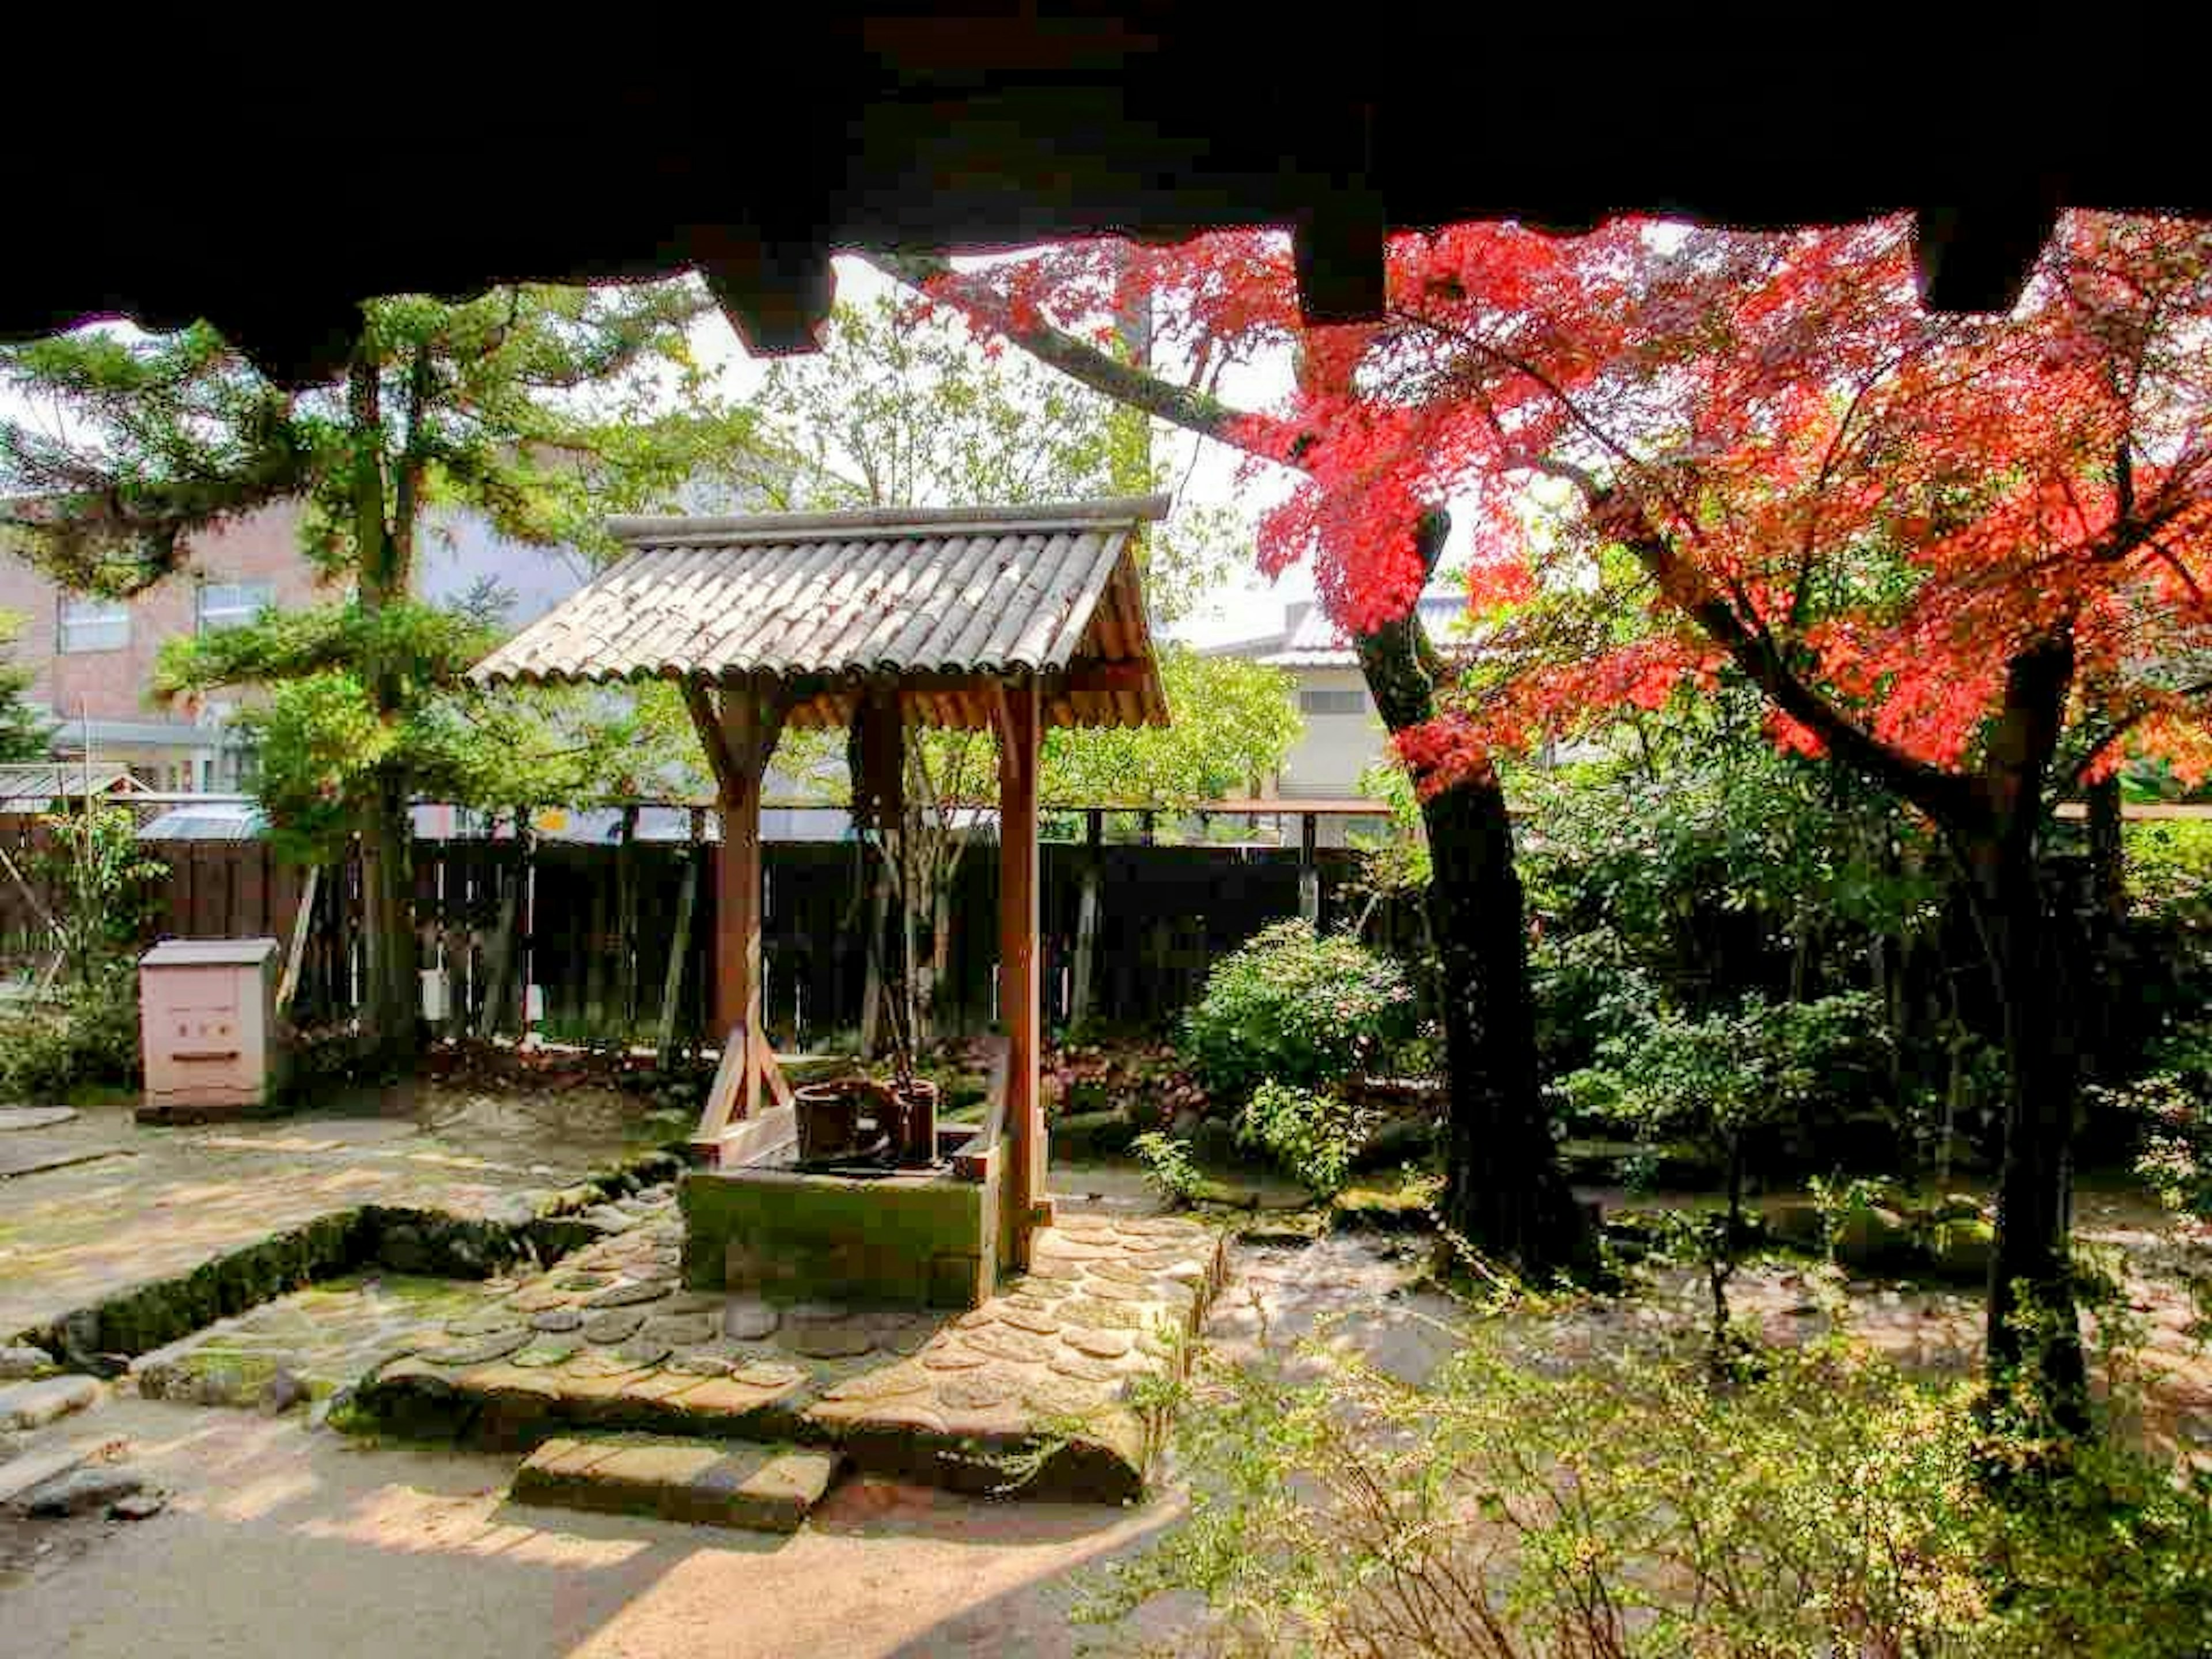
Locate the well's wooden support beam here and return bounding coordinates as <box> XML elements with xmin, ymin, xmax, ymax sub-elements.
<box><xmin>684</xmin><ymin>679</ymin><xmax>791</xmax><ymax>1157</ymax></box>
<box><xmin>992</xmin><ymin>671</ymin><xmax>1048</xmax><ymax>1264</ymax></box>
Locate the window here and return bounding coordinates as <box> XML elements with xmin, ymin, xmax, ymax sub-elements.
<box><xmin>58</xmin><ymin>596</ymin><xmax>130</xmax><ymax>653</ymax></box>
<box><xmin>197</xmin><ymin>581</ymin><xmax>276</xmax><ymax>632</ymax></box>
<box><xmin>1298</xmin><ymin>687</ymin><xmax>1369</xmax><ymax>716</ymax></box>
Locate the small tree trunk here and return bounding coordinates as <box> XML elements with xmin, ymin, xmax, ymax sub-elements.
<box><xmin>1957</xmin><ymin>637</ymin><xmax>2088</xmax><ymax>1433</ymax></box>
<box><xmin>356</xmin><ymin>776</ymin><xmax>418</xmax><ymax>1071</ymax></box>
<box><xmin>1355</xmin><ymin>508</ymin><xmax>1589</xmax><ymax>1277</ymax></box>
<box><xmin>616</xmin><ymin>804</ymin><xmax>641</xmax><ymax>1033</ymax></box>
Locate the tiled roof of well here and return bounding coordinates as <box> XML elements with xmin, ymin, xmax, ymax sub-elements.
<box><xmin>469</xmin><ymin>495</ymin><xmax>1171</xmax><ymax>731</ymax></box>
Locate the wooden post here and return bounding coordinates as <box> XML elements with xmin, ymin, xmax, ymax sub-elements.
<box><xmin>1298</xmin><ymin>809</ymin><xmax>1320</xmax><ymax>927</ymax></box>
<box><xmin>993</xmin><ymin>672</ymin><xmax>1048</xmax><ymax>1265</ymax></box>
<box><xmin>1069</xmin><ymin>807</ymin><xmax>1103</xmax><ymax>1029</ymax></box>
<box><xmin>685</xmin><ymin>680</ymin><xmax>793</xmax><ymax>1157</ymax></box>
<box><xmin>654</xmin><ymin>842</ymin><xmax>699</xmax><ymax>1071</ymax></box>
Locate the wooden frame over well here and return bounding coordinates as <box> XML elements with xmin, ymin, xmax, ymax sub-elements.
<box><xmin>469</xmin><ymin>494</ymin><xmax>1172</xmax><ymax>1267</ymax></box>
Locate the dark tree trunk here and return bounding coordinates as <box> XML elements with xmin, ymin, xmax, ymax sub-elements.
<box><xmin>1355</xmin><ymin>509</ymin><xmax>1591</xmax><ymax>1275</ymax></box>
<box><xmin>347</xmin><ymin>351</ymin><xmax>422</xmax><ymax>1074</ymax></box>
<box><xmin>1957</xmin><ymin>637</ymin><xmax>2088</xmax><ymax>1431</ymax></box>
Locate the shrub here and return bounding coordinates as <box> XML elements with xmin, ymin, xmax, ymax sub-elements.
<box><xmin>1180</xmin><ymin>922</ymin><xmax>1415</xmax><ymax>1103</ymax></box>
<box><xmin>1236</xmin><ymin>1080</ymin><xmax>1376</xmax><ymax>1198</ymax></box>
<box><xmin>1132</xmin><ymin>1130</ymin><xmax>1204</xmax><ymax>1207</ymax></box>
<box><xmin>0</xmin><ymin>962</ymin><xmax>142</xmax><ymax>1100</ymax></box>
<box><xmin>1082</xmin><ymin>1326</ymin><xmax>2212</xmax><ymax>1657</ymax></box>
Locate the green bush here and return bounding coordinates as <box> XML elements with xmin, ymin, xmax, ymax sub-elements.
<box><xmin>1180</xmin><ymin>922</ymin><xmax>1416</xmax><ymax>1103</ymax></box>
<box><xmin>1084</xmin><ymin>1327</ymin><xmax>2212</xmax><ymax>1657</ymax></box>
<box><xmin>0</xmin><ymin>963</ymin><xmax>142</xmax><ymax>1100</ymax></box>
<box><xmin>1132</xmin><ymin>1130</ymin><xmax>1204</xmax><ymax>1207</ymax></box>
<box><xmin>1559</xmin><ymin>990</ymin><xmax>1890</xmax><ymax>1166</ymax></box>
<box><xmin>1236</xmin><ymin>1080</ymin><xmax>1376</xmax><ymax>1198</ymax></box>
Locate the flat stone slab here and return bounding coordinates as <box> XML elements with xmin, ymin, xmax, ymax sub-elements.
<box><xmin>0</xmin><ymin>1107</ymin><xmax>78</xmax><ymax>1132</ymax></box>
<box><xmin>0</xmin><ymin>1374</ymin><xmax>100</xmax><ymax>1431</ymax></box>
<box><xmin>510</xmin><ymin>1434</ymin><xmax>840</xmax><ymax>1533</ymax></box>
<box><xmin>351</xmin><ymin>1210</ymin><xmax>1229</xmax><ymax>1503</ymax></box>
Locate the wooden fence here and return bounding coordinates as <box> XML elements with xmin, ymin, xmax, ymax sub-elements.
<box><xmin>0</xmin><ymin>808</ymin><xmax>1414</xmax><ymax>1048</ymax></box>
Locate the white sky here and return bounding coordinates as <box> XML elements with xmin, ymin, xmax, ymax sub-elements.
<box><xmin>7</xmin><ymin>252</ymin><xmax>1474</xmax><ymax>647</ymax></box>
<box><xmin>688</xmin><ymin>254</ymin><xmax>1312</xmax><ymax>645</ymax></box>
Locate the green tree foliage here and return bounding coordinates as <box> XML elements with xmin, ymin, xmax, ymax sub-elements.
<box><xmin>0</xmin><ymin>282</ymin><xmax>745</xmax><ymax>1066</ymax></box>
<box><xmin>0</xmin><ymin>609</ymin><xmax>52</xmax><ymax>761</ymax></box>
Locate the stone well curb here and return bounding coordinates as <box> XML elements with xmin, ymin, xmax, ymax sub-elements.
<box><xmin>12</xmin><ymin>1148</ymin><xmax>687</xmax><ymax>1372</ymax></box>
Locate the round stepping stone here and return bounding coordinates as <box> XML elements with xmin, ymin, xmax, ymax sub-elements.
<box><xmin>781</xmin><ymin>1320</ymin><xmax>875</xmax><ymax>1359</ymax></box>
<box><xmin>1017</xmin><ymin>1274</ymin><xmax>1088</xmax><ymax>1300</ymax></box>
<box><xmin>1058</xmin><ymin>1298</ymin><xmax>1147</xmax><ymax>1331</ymax></box>
<box><xmin>732</xmin><ymin>1361</ymin><xmax>805</xmax><ymax>1389</ymax></box>
<box><xmin>1032</xmin><ymin>1237</ymin><xmax>1119</xmax><ymax>1263</ymax></box>
<box><xmin>962</xmin><ymin>1326</ymin><xmax>1054</xmax><ymax>1364</ymax></box>
<box><xmin>639</xmin><ymin>1312</ymin><xmax>718</xmax><ymax>1347</ymax></box>
<box><xmin>1022</xmin><ymin>1374</ymin><xmax>1108</xmax><ymax>1414</ymax></box>
<box><xmin>584</xmin><ymin>1279</ymin><xmax>674</xmax><ymax>1309</ymax></box>
<box><xmin>920</xmin><ymin>1342</ymin><xmax>988</xmax><ymax>1371</ymax></box>
<box><xmin>1062</xmin><ymin>1327</ymin><xmax>1132</xmax><ymax>1359</ymax></box>
<box><xmin>613</xmin><ymin>1339</ymin><xmax>672</xmax><ymax>1368</ymax></box>
<box><xmin>1081</xmin><ymin>1278</ymin><xmax>1156</xmax><ymax>1304</ymax></box>
<box><xmin>865</xmin><ymin>1402</ymin><xmax>950</xmax><ymax>1434</ymax></box>
<box><xmin>996</xmin><ymin>1306</ymin><xmax>1062</xmax><ymax>1337</ymax></box>
<box><xmin>1049</xmin><ymin>1352</ymin><xmax>1124</xmax><ymax>1383</ymax></box>
<box><xmin>934</xmin><ymin>1373</ymin><xmax>1014</xmax><ymax>1411</ymax></box>
<box><xmin>861</xmin><ymin>1312</ymin><xmax>935</xmax><ymax>1354</ymax></box>
<box><xmin>565</xmin><ymin>1350</ymin><xmax>652</xmax><ymax>1379</ymax></box>
<box><xmin>582</xmin><ymin>1310</ymin><xmax>646</xmax><ymax>1344</ymax></box>
<box><xmin>417</xmin><ymin>1328</ymin><xmax>531</xmax><ymax>1367</ymax></box>
<box><xmin>723</xmin><ymin>1300</ymin><xmax>780</xmax><ymax>1340</ymax></box>
<box><xmin>445</xmin><ymin>1311</ymin><xmax>528</xmax><ymax>1338</ymax></box>
<box><xmin>821</xmin><ymin>1366</ymin><xmax>931</xmax><ymax>1402</ymax></box>
<box><xmin>668</xmin><ymin>1353</ymin><xmax>735</xmax><ymax>1378</ymax></box>
<box><xmin>659</xmin><ymin>1293</ymin><xmax>723</xmax><ymax>1316</ymax></box>
<box><xmin>1089</xmin><ymin>1259</ymin><xmax>1162</xmax><ymax>1286</ymax></box>
<box><xmin>783</xmin><ymin>1301</ymin><xmax>851</xmax><ymax>1324</ymax></box>
<box><xmin>511</xmin><ymin>1339</ymin><xmax>581</xmax><ymax>1368</ymax></box>
<box><xmin>0</xmin><ymin>1106</ymin><xmax>77</xmax><ymax>1131</ymax></box>
<box><xmin>531</xmin><ymin>1309</ymin><xmax>585</xmax><ymax>1334</ymax></box>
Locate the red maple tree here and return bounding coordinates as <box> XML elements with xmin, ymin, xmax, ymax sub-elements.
<box><xmin>874</xmin><ymin>213</ymin><xmax>2212</xmax><ymax>1409</ymax></box>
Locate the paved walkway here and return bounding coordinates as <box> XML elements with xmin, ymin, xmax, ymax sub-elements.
<box><xmin>0</xmin><ymin>1396</ymin><xmax>1194</xmax><ymax>1658</ymax></box>
<box><xmin>0</xmin><ymin>1085</ymin><xmax>684</xmax><ymax>1344</ymax></box>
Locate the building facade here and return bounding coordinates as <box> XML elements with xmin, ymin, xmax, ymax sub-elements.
<box><xmin>0</xmin><ymin>499</ymin><xmax>592</xmax><ymax>790</ymax></box>
<box><xmin>1205</xmin><ymin>590</ymin><xmax>1470</xmax><ymax>797</ymax></box>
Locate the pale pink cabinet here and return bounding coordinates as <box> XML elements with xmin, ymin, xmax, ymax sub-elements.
<box><xmin>138</xmin><ymin>938</ymin><xmax>286</xmax><ymax>1121</ymax></box>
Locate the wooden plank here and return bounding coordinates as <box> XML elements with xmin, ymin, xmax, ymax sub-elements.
<box><xmin>276</xmin><ymin>866</ymin><xmax>320</xmax><ymax>1014</ymax></box>
<box><xmin>991</xmin><ymin>672</ymin><xmax>1048</xmax><ymax>1263</ymax></box>
<box><xmin>655</xmin><ymin>849</ymin><xmax>699</xmax><ymax>1070</ymax></box>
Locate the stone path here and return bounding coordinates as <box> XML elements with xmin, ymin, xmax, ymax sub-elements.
<box><xmin>353</xmin><ymin>1206</ymin><xmax>1226</xmax><ymax>1502</ymax></box>
<box><xmin>0</xmin><ymin>1086</ymin><xmax>683</xmax><ymax>1346</ymax></box>
<box><xmin>130</xmin><ymin>1276</ymin><xmax>497</xmax><ymax>1410</ymax></box>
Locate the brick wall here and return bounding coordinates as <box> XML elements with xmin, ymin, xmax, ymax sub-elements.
<box><xmin>36</xmin><ymin>502</ymin><xmax>333</xmax><ymax>725</ymax></box>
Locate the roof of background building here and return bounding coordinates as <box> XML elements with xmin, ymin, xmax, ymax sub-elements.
<box><xmin>471</xmin><ymin>495</ymin><xmax>1171</xmax><ymax>731</ymax></box>
<box><xmin>1207</xmin><ymin>590</ymin><xmax>1475</xmax><ymax>669</ymax></box>
<box><xmin>0</xmin><ymin>762</ymin><xmax>139</xmax><ymax>812</ymax></box>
